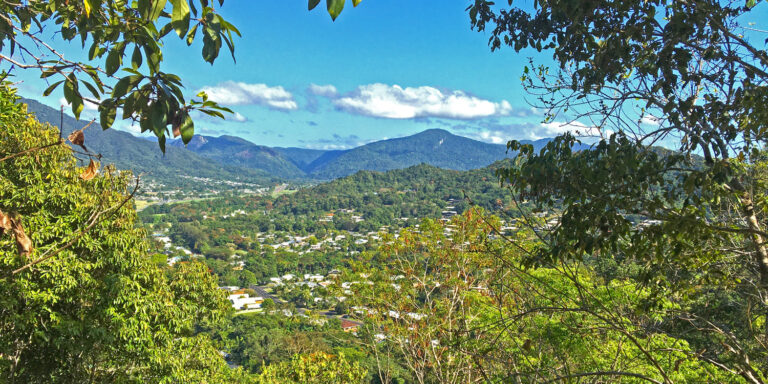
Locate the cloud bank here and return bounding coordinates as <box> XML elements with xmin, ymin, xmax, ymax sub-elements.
<box><xmin>198</xmin><ymin>82</ymin><xmax>298</xmax><ymax>111</ymax></box>
<box><xmin>332</xmin><ymin>83</ymin><xmax>513</xmax><ymax>120</ymax></box>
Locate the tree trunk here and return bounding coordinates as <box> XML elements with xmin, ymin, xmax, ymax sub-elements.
<box><xmin>742</xmin><ymin>192</ymin><xmax>768</xmax><ymax>352</ymax></box>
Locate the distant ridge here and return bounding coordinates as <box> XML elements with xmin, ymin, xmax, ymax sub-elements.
<box><xmin>20</xmin><ymin>98</ymin><xmax>275</xmax><ymax>185</ymax></box>
<box><xmin>301</xmin><ymin>128</ymin><xmax>549</xmax><ymax>179</ymax></box>
<box><xmin>175</xmin><ymin>128</ymin><xmax>553</xmax><ymax>180</ymax></box>
<box><xmin>22</xmin><ymin>97</ymin><xmax>564</xmax><ymax>182</ymax></box>
<box><xmin>168</xmin><ymin>135</ymin><xmax>304</xmax><ymax>179</ymax></box>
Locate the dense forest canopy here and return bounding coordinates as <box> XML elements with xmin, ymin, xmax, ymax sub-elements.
<box><xmin>462</xmin><ymin>0</ymin><xmax>768</xmax><ymax>382</ymax></box>
<box><xmin>0</xmin><ymin>85</ymin><xmax>248</xmax><ymax>382</ymax></box>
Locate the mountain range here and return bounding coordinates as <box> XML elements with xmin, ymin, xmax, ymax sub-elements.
<box><xmin>168</xmin><ymin>130</ymin><xmax>556</xmax><ymax>180</ymax></box>
<box><xmin>21</xmin><ymin>98</ymin><xmax>276</xmax><ymax>186</ymax></box>
<box><xmin>21</xmin><ymin>98</ymin><xmax>555</xmax><ymax>182</ymax></box>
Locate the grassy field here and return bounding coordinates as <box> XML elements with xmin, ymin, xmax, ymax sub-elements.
<box><xmin>133</xmin><ymin>199</ymin><xmax>152</xmax><ymax>211</ymax></box>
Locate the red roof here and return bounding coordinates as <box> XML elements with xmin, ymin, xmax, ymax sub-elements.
<box><xmin>341</xmin><ymin>320</ymin><xmax>361</xmax><ymax>329</ymax></box>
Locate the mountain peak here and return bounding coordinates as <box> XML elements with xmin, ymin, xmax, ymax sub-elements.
<box><xmin>416</xmin><ymin>128</ymin><xmax>453</xmax><ymax>136</ymax></box>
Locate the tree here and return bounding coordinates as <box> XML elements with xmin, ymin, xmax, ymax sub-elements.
<box><xmin>345</xmin><ymin>211</ymin><xmax>733</xmax><ymax>383</ymax></box>
<box><xmin>0</xmin><ymin>0</ymin><xmax>363</xmax><ymax>151</ymax></box>
<box><xmin>0</xmin><ymin>0</ymin><xmax>240</xmax><ymax>150</ymax></box>
<box><xmin>255</xmin><ymin>352</ymin><xmax>367</xmax><ymax>384</ymax></box>
<box><xmin>467</xmin><ymin>0</ymin><xmax>768</xmax><ymax>382</ymax></box>
<box><xmin>262</xmin><ymin>298</ymin><xmax>276</xmax><ymax>312</ymax></box>
<box><xmin>0</xmin><ymin>85</ymin><xmax>248</xmax><ymax>382</ymax></box>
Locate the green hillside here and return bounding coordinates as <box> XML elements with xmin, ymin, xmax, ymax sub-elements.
<box><xmin>21</xmin><ymin>98</ymin><xmax>276</xmax><ymax>186</ymax></box>
<box><xmin>175</xmin><ymin>129</ymin><xmax>554</xmax><ymax>180</ymax></box>
<box><xmin>303</xmin><ymin>129</ymin><xmax>520</xmax><ymax>179</ymax></box>
<box><xmin>169</xmin><ymin>135</ymin><xmax>305</xmax><ymax>179</ymax></box>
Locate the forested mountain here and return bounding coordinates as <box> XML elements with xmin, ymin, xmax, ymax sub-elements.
<box><xmin>272</xmin><ymin>147</ymin><xmax>331</xmax><ymax>170</ymax></box>
<box><xmin>22</xmin><ymin>98</ymin><xmax>563</xmax><ymax>183</ymax></box>
<box><xmin>21</xmin><ymin>98</ymin><xmax>275</xmax><ymax>186</ymax></box>
<box><xmin>302</xmin><ymin>129</ymin><xmax>550</xmax><ymax>179</ymax></box>
<box><xmin>175</xmin><ymin>129</ymin><xmax>557</xmax><ymax>180</ymax></box>
<box><xmin>168</xmin><ymin>135</ymin><xmax>305</xmax><ymax>179</ymax></box>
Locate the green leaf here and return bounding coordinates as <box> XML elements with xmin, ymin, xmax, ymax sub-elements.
<box><xmin>149</xmin><ymin>0</ymin><xmax>168</xmax><ymax>21</ymax></box>
<box><xmin>180</xmin><ymin>113</ymin><xmax>194</xmax><ymax>144</ymax></box>
<box><xmin>171</xmin><ymin>0</ymin><xmax>191</xmax><ymax>37</ymax></box>
<box><xmin>149</xmin><ymin>101</ymin><xmax>168</xmax><ymax>131</ymax></box>
<box><xmin>131</xmin><ymin>46</ymin><xmax>143</xmax><ymax>69</ymax></box>
<box><xmin>43</xmin><ymin>80</ymin><xmax>64</xmax><ymax>97</ymax></box>
<box><xmin>308</xmin><ymin>0</ymin><xmax>321</xmax><ymax>10</ymax></box>
<box><xmin>327</xmin><ymin>0</ymin><xmax>345</xmax><ymax>21</ymax></box>
<box><xmin>123</xmin><ymin>91</ymin><xmax>141</xmax><ymax>119</ymax></box>
<box><xmin>112</xmin><ymin>75</ymin><xmax>141</xmax><ymax>99</ymax></box>
<box><xmin>186</xmin><ymin>24</ymin><xmax>198</xmax><ymax>45</ymax></box>
<box><xmin>82</xmin><ymin>80</ymin><xmax>101</xmax><ymax>99</ymax></box>
<box><xmin>144</xmin><ymin>45</ymin><xmax>162</xmax><ymax>74</ymax></box>
<box><xmin>63</xmin><ymin>77</ymin><xmax>84</xmax><ymax>120</ymax></box>
<box><xmin>352</xmin><ymin>0</ymin><xmax>361</xmax><ymax>6</ymax></box>
<box><xmin>221</xmin><ymin>19</ymin><xmax>241</xmax><ymax>37</ymax></box>
<box><xmin>99</xmin><ymin>100</ymin><xmax>117</xmax><ymax>129</ymax></box>
<box><xmin>105</xmin><ymin>49</ymin><xmax>121</xmax><ymax>76</ymax></box>
<box><xmin>40</xmin><ymin>69</ymin><xmax>58</xmax><ymax>79</ymax></box>
<box><xmin>88</xmin><ymin>43</ymin><xmax>101</xmax><ymax>60</ymax></box>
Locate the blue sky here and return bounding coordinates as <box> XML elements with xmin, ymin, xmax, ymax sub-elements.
<box><xmin>12</xmin><ymin>1</ymin><xmax>768</xmax><ymax>149</ymax></box>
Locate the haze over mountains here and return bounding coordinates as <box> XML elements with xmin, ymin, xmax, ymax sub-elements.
<box><xmin>22</xmin><ymin>98</ymin><xmax>554</xmax><ymax>182</ymax></box>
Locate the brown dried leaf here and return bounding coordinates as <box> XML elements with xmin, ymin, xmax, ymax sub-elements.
<box><xmin>11</xmin><ymin>217</ymin><xmax>32</xmax><ymax>260</ymax></box>
<box><xmin>67</xmin><ymin>126</ymin><xmax>89</xmax><ymax>151</ymax></box>
<box><xmin>79</xmin><ymin>159</ymin><xmax>99</xmax><ymax>181</ymax></box>
<box><xmin>67</xmin><ymin>129</ymin><xmax>84</xmax><ymax>146</ymax></box>
<box><xmin>0</xmin><ymin>209</ymin><xmax>11</xmax><ymax>236</ymax></box>
<box><xmin>172</xmin><ymin>123</ymin><xmax>181</xmax><ymax>138</ymax></box>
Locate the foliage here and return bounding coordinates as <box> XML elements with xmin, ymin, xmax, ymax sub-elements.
<box><xmin>202</xmin><ymin>312</ymin><xmax>391</xmax><ymax>382</ymax></box>
<box><xmin>255</xmin><ymin>351</ymin><xmax>367</xmax><ymax>384</ymax></box>
<box><xmin>344</xmin><ymin>211</ymin><xmax>741</xmax><ymax>383</ymax></box>
<box><xmin>0</xmin><ymin>0</ymin><xmax>238</xmax><ymax>150</ymax></box>
<box><xmin>468</xmin><ymin>0</ymin><xmax>768</xmax><ymax>382</ymax></box>
<box><xmin>139</xmin><ymin>161</ymin><xmax>535</xmax><ymax>285</ymax></box>
<box><xmin>308</xmin><ymin>0</ymin><xmax>364</xmax><ymax>21</ymax></box>
<box><xmin>0</xmin><ymin>84</ymin><xmax>247</xmax><ymax>383</ymax></box>
<box><xmin>23</xmin><ymin>98</ymin><xmax>275</xmax><ymax>187</ymax></box>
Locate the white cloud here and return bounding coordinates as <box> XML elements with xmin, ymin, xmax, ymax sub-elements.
<box><xmin>308</xmin><ymin>84</ymin><xmax>338</xmax><ymax>97</ymax></box>
<box><xmin>198</xmin><ymin>81</ymin><xmax>298</xmax><ymax>110</ymax></box>
<box><xmin>641</xmin><ymin>114</ymin><xmax>661</xmax><ymax>126</ymax></box>
<box><xmin>333</xmin><ymin>83</ymin><xmax>513</xmax><ymax>120</ymax></box>
<box><xmin>231</xmin><ymin>112</ymin><xmax>248</xmax><ymax>122</ymax></box>
<box><xmin>476</xmin><ymin>131</ymin><xmax>507</xmax><ymax>144</ymax></box>
<box><xmin>120</xmin><ymin>123</ymin><xmax>142</xmax><ymax>135</ymax></box>
<box><xmin>538</xmin><ymin>121</ymin><xmax>604</xmax><ymax>139</ymax></box>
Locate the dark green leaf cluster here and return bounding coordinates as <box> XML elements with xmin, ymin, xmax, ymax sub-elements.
<box><xmin>1</xmin><ymin>0</ymin><xmax>239</xmax><ymax>150</ymax></box>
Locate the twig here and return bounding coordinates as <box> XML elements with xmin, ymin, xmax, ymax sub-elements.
<box><xmin>0</xmin><ymin>140</ymin><xmax>64</xmax><ymax>162</ymax></box>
